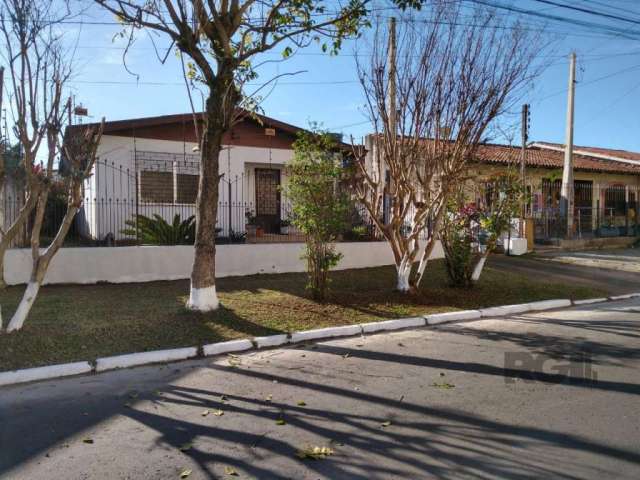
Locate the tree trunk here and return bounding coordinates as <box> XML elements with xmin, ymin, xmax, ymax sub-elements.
<box><xmin>6</xmin><ymin>199</ymin><xmax>80</xmax><ymax>332</ymax></box>
<box><xmin>471</xmin><ymin>254</ymin><xmax>488</xmax><ymax>282</ymax></box>
<box><xmin>187</xmin><ymin>120</ymin><xmax>222</xmax><ymax>311</ymax></box>
<box><xmin>396</xmin><ymin>259</ymin><xmax>412</xmax><ymax>292</ymax></box>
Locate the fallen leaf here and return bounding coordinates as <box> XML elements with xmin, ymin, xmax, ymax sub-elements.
<box><xmin>180</xmin><ymin>469</ymin><xmax>192</xmax><ymax>478</ymax></box>
<box><xmin>220</xmin><ymin>395</ymin><xmax>228</xmax><ymax>402</ymax></box>
<box><xmin>224</xmin><ymin>466</ymin><xmax>239</xmax><ymax>476</ymax></box>
<box><xmin>431</xmin><ymin>382</ymin><xmax>455</xmax><ymax>389</ymax></box>
<box><xmin>439</xmin><ymin>372</ymin><xmax>446</xmax><ymax>377</ymax></box>
<box><xmin>275</xmin><ymin>419</ymin><xmax>286</xmax><ymax>426</ymax></box>
<box><xmin>179</xmin><ymin>442</ymin><xmax>193</xmax><ymax>452</ymax></box>
<box><xmin>397</xmin><ymin>342</ymin><xmax>405</xmax><ymax>347</ymax></box>
<box><xmin>343</xmin><ymin>353</ymin><xmax>350</xmax><ymax>359</ymax></box>
<box><xmin>201</xmin><ymin>410</ymin><xmax>210</xmax><ymax>417</ymax></box>
<box><xmin>265</xmin><ymin>395</ymin><xmax>273</xmax><ymax>402</ymax></box>
<box><xmin>296</xmin><ymin>445</ymin><xmax>334</xmax><ymax>460</ymax></box>
<box><xmin>213</xmin><ymin>409</ymin><xmax>224</xmax><ymax>416</ymax></box>
<box><xmin>381</xmin><ymin>421</ymin><xmax>392</xmax><ymax>427</ymax></box>
<box><xmin>297</xmin><ymin>401</ymin><xmax>306</xmax><ymax>406</ymax></box>
<box><xmin>82</xmin><ymin>438</ymin><xmax>94</xmax><ymax>444</ymax></box>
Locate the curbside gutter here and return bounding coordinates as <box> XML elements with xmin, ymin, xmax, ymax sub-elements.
<box><xmin>1</xmin><ymin>293</ymin><xmax>638</xmax><ymax>387</ymax></box>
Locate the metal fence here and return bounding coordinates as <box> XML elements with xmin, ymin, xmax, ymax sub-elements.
<box><xmin>1</xmin><ymin>152</ymin><xmax>391</xmax><ymax>247</ymax></box>
<box><xmin>532</xmin><ymin>181</ymin><xmax>640</xmax><ymax>243</ymax></box>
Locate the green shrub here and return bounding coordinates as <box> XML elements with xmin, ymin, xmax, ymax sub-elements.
<box><xmin>122</xmin><ymin>214</ymin><xmax>195</xmax><ymax>245</ymax></box>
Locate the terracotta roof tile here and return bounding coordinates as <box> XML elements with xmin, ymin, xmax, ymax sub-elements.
<box><xmin>534</xmin><ymin>141</ymin><xmax>640</xmax><ymax>163</ymax></box>
<box><xmin>472</xmin><ymin>143</ymin><xmax>640</xmax><ymax>175</ymax></box>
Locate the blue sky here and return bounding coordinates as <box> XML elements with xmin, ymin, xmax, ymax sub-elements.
<box><xmin>62</xmin><ymin>1</ymin><xmax>640</xmax><ymax>152</ymax></box>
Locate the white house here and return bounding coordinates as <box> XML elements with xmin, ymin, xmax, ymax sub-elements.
<box><xmin>68</xmin><ymin>112</ymin><xmax>334</xmax><ymax>243</ymax></box>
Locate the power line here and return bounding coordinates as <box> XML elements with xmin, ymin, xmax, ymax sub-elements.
<box><xmin>69</xmin><ymin>79</ymin><xmax>359</xmax><ymax>86</ymax></box>
<box><xmin>529</xmin><ymin>0</ymin><xmax>640</xmax><ymax>26</ymax></box>
<box><xmin>464</xmin><ymin>0</ymin><xmax>640</xmax><ymax>40</ymax></box>
<box><xmin>535</xmin><ymin>62</ymin><xmax>640</xmax><ymax>103</ymax></box>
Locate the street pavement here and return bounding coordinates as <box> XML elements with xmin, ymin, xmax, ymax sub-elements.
<box><xmin>1</xmin><ymin>297</ymin><xmax>640</xmax><ymax>479</ymax></box>
<box><xmin>491</xmin><ymin>251</ymin><xmax>640</xmax><ymax>295</ymax></box>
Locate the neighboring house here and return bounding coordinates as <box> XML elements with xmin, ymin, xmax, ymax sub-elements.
<box><xmin>469</xmin><ymin>143</ymin><xmax>640</xmax><ymax>239</ymax></box>
<box><xmin>67</xmin><ymin>112</ymin><xmax>347</xmax><ymax>242</ymax></box>
<box><xmin>363</xmin><ymin>135</ymin><xmax>640</xmax><ymax>242</ymax></box>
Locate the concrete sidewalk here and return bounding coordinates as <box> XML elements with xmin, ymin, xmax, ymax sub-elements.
<box><xmin>1</xmin><ymin>298</ymin><xmax>639</xmax><ymax>479</ymax></box>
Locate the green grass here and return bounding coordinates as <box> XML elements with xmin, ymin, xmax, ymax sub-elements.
<box><xmin>0</xmin><ymin>260</ymin><xmax>604</xmax><ymax>371</ymax></box>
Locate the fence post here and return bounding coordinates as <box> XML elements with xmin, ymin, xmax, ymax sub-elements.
<box><xmin>228</xmin><ymin>179</ymin><xmax>232</xmax><ymax>236</ymax></box>
<box><xmin>625</xmin><ymin>193</ymin><xmax>630</xmax><ymax>236</ymax></box>
<box><xmin>595</xmin><ymin>198</ymin><xmax>600</xmax><ymax>237</ymax></box>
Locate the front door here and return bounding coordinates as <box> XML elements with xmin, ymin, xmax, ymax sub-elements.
<box><xmin>255</xmin><ymin>168</ymin><xmax>281</xmax><ymax>233</ymax></box>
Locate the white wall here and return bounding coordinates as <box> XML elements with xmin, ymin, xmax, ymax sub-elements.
<box><xmin>81</xmin><ymin>135</ymin><xmax>296</xmax><ymax>240</ymax></box>
<box><xmin>3</xmin><ymin>241</ymin><xmax>444</xmax><ymax>286</ymax></box>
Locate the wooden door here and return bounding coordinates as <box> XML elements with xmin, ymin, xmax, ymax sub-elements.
<box><xmin>255</xmin><ymin>168</ymin><xmax>281</xmax><ymax>233</ymax></box>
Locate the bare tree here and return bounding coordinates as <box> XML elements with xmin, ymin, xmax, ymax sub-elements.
<box><xmin>6</xmin><ymin>121</ymin><xmax>104</xmax><ymax>332</ymax></box>
<box><xmin>92</xmin><ymin>0</ymin><xmax>396</xmax><ymax>311</ymax></box>
<box><xmin>0</xmin><ymin>0</ymin><xmax>104</xmax><ymax>332</ymax></box>
<box><xmin>352</xmin><ymin>3</ymin><xmax>546</xmax><ymax>292</ymax></box>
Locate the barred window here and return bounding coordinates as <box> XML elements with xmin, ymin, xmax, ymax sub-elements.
<box><xmin>176</xmin><ymin>174</ymin><xmax>199</xmax><ymax>204</ymax></box>
<box><xmin>140</xmin><ymin>171</ymin><xmax>173</xmax><ymax>203</ymax></box>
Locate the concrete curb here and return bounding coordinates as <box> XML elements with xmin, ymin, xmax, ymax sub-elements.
<box><xmin>2</xmin><ymin>293</ymin><xmax>638</xmax><ymax>387</ymax></box>
<box><xmin>0</xmin><ymin>361</ymin><xmax>92</xmax><ymax>387</ymax></box>
<box><xmin>573</xmin><ymin>297</ymin><xmax>608</xmax><ymax>306</ymax></box>
<box><xmin>425</xmin><ymin>310</ymin><xmax>481</xmax><ymax>325</ymax></box>
<box><xmin>203</xmin><ymin>339</ymin><xmax>253</xmax><ymax>357</ymax></box>
<box><xmin>609</xmin><ymin>293</ymin><xmax>640</xmax><ymax>301</ymax></box>
<box><xmin>96</xmin><ymin>347</ymin><xmax>198</xmax><ymax>373</ymax></box>
<box><xmin>254</xmin><ymin>334</ymin><xmax>289</xmax><ymax>349</ymax></box>
<box><xmin>527</xmin><ymin>299</ymin><xmax>572</xmax><ymax>311</ymax></box>
<box><xmin>480</xmin><ymin>303</ymin><xmax>532</xmax><ymax>318</ymax></box>
<box><xmin>361</xmin><ymin>317</ymin><xmax>425</xmax><ymax>333</ymax></box>
<box><xmin>290</xmin><ymin>324</ymin><xmax>362</xmax><ymax>343</ymax></box>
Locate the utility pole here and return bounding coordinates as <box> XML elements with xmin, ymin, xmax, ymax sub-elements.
<box><xmin>520</xmin><ymin>103</ymin><xmax>529</xmax><ymax>237</ymax></box>
<box><xmin>0</xmin><ymin>66</ymin><xmax>5</xmax><ymax>233</ymax></box>
<box><xmin>387</xmin><ymin>17</ymin><xmax>397</xmax><ymax>140</ymax></box>
<box><xmin>560</xmin><ymin>52</ymin><xmax>576</xmax><ymax>238</ymax></box>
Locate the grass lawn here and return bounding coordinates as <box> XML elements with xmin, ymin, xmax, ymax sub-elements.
<box><xmin>0</xmin><ymin>259</ymin><xmax>604</xmax><ymax>372</ymax></box>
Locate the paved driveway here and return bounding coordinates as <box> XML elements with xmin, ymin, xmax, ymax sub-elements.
<box><xmin>1</xmin><ymin>298</ymin><xmax>640</xmax><ymax>479</ymax></box>
<box><xmin>491</xmin><ymin>251</ymin><xmax>640</xmax><ymax>295</ymax></box>
<box><xmin>539</xmin><ymin>249</ymin><xmax>640</xmax><ymax>274</ymax></box>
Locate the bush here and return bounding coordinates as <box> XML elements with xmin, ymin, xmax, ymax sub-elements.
<box><xmin>283</xmin><ymin>127</ymin><xmax>350</xmax><ymax>301</ymax></box>
<box><xmin>441</xmin><ymin>172</ymin><xmax>525</xmax><ymax>288</ymax></box>
<box><xmin>122</xmin><ymin>214</ymin><xmax>195</xmax><ymax>245</ymax></box>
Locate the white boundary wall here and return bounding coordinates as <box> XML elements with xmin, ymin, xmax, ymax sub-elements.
<box><xmin>4</xmin><ymin>241</ymin><xmax>443</xmax><ymax>286</ymax></box>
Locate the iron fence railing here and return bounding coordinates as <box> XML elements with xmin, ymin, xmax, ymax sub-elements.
<box><xmin>532</xmin><ymin>181</ymin><xmax>639</xmax><ymax>243</ymax></box>
<box><xmin>1</xmin><ymin>153</ymin><xmax>404</xmax><ymax>247</ymax></box>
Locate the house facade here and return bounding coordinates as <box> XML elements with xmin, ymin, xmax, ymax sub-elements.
<box><xmin>69</xmin><ymin>112</ymin><xmax>324</xmax><ymax>243</ymax></box>
<box><xmin>363</xmin><ymin>135</ymin><xmax>640</xmax><ymax>243</ymax></box>
<box><xmin>469</xmin><ymin>143</ymin><xmax>640</xmax><ymax>240</ymax></box>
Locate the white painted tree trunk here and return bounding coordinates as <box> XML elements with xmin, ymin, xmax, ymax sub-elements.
<box><xmin>471</xmin><ymin>255</ymin><xmax>488</xmax><ymax>282</ymax></box>
<box><xmin>187</xmin><ymin>284</ymin><xmax>220</xmax><ymax>312</ymax></box>
<box><xmin>396</xmin><ymin>261</ymin><xmax>412</xmax><ymax>292</ymax></box>
<box><xmin>6</xmin><ymin>281</ymin><xmax>39</xmax><ymax>332</ymax></box>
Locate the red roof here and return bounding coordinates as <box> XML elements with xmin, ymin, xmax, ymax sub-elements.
<box><xmin>472</xmin><ymin>143</ymin><xmax>640</xmax><ymax>175</ymax></box>
<box><xmin>534</xmin><ymin>141</ymin><xmax>640</xmax><ymax>163</ymax></box>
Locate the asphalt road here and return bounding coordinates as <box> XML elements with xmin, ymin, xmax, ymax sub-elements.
<box><xmin>1</xmin><ymin>298</ymin><xmax>640</xmax><ymax>480</ymax></box>
<box><xmin>490</xmin><ymin>251</ymin><xmax>640</xmax><ymax>295</ymax></box>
